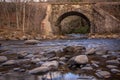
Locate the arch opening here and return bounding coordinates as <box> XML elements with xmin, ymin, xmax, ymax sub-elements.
<box><xmin>56</xmin><ymin>11</ymin><xmax>91</xmax><ymax>34</ymax></box>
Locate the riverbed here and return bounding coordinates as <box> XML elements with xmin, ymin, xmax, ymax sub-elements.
<box><xmin>0</xmin><ymin>39</ymin><xmax>120</xmax><ymax>80</ymax></box>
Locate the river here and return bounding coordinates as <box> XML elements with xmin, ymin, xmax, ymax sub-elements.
<box><xmin>0</xmin><ymin>38</ymin><xmax>120</xmax><ymax>80</ymax></box>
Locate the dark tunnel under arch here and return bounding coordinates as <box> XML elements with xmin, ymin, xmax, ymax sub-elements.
<box><xmin>55</xmin><ymin>11</ymin><xmax>91</xmax><ymax>34</ymax></box>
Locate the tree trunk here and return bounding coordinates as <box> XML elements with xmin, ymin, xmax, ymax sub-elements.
<box><xmin>16</xmin><ymin>3</ymin><xmax>19</xmax><ymax>29</ymax></box>
<box><xmin>22</xmin><ymin>3</ymin><xmax>26</xmax><ymax>33</ymax></box>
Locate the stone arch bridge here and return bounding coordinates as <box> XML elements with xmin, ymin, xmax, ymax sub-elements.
<box><xmin>41</xmin><ymin>2</ymin><xmax>120</xmax><ymax>36</ymax></box>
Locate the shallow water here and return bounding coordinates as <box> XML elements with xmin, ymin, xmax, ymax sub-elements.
<box><xmin>1</xmin><ymin>39</ymin><xmax>120</xmax><ymax>53</ymax></box>
<box><xmin>0</xmin><ymin>71</ymin><xmax>97</xmax><ymax>80</ymax></box>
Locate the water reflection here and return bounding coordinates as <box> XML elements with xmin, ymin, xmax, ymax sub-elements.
<box><xmin>0</xmin><ymin>71</ymin><xmax>97</xmax><ymax>80</ymax></box>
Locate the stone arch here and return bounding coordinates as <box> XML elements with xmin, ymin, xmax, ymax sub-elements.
<box><xmin>55</xmin><ymin>11</ymin><xmax>91</xmax><ymax>34</ymax></box>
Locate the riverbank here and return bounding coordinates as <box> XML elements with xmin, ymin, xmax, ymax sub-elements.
<box><xmin>0</xmin><ymin>27</ymin><xmax>120</xmax><ymax>40</ymax></box>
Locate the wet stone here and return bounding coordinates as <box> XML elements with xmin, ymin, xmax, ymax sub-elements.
<box><xmin>111</xmin><ymin>69</ymin><xmax>120</xmax><ymax>73</ymax></box>
<box><xmin>13</xmin><ymin>68</ymin><xmax>21</xmax><ymax>71</ymax></box>
<box><xmin>81</xmin><ymin>66</ymin><xmax>93</xmax><ymax>70</ymax></box>
<box><xmin>2</xmin><ymin>60</ymin><xmax>16</xmax><ymax>66</ymax></box>
<box><xmin>63</xmin><ymin>46</ymin><xmax>85</xmax><ymax>55</ymax></box>
<box><xmin>92</xmin><ymin>63</ymin><xmax>99</xmax><ymax>68</ymax></box>
<box><xmin>95</xmin><ymin>50</ymin><xmax>108</xmax><ymax>55</ymax></box>
<box><xmin>24</xmin><ymin>40</ymin><xmax>40</xmax><ymax>45</ymax></box>
<box><xmin>23</xmin><ymin>64</ymin><xmax>31</xmax><ymax>68</ymax></box>
<box><xmin>31</xmin><ymin>58</ymin><xmax>41</xmax><ymax>64</ymax></box>
<box><xmin>41</xmin><ymin>61</ymin><xmax>59</xmax><ymax>70</ymax></box>
<box><xmin>117</xmin><ymin>58</ymin><xmax>120</xmax><ymax>61</ymax></box>
<box><xmin>48</xmin><ymin>57</ymin><xmax>59</xmax><ymax>61</ymax></box>
<box><xmin>85</xmin><ymin>64</ymin><xmax>91</xmax><ymax>67</ymax></box>
<box><xmin>0</xmin><ymin>56</ymin><xmax>8</xmax><ymax>63</ymax></box>
<box><xmin>40</xmin><ymin>57</ymin><xmax>48</xmax><ymax>61</ymax></box>
<box><xmin>0</xmin><ymin>72</ymin><xmax>3</xmax><ymax>76</ymax></box>
<box><xmin>29</xmin><ymin>66</ymin><xmax>50</xmax><ymax>75</ymax></box>
<box><xmin>91</xmin><ymin>61</ymin><xmax>100</xmax><ymax>64</ymax></box>
<box><xmin>102</xmin><ymin>55</ymin><xmax>110</xmax><ymax>58</ymax></box>
<box><xmin>19</xmin><ymin>69</ymin><xmax>26</xmax><ymax>72</ymax></box>
<box><xmin>106</xmin><ymin>65</ymin><xmax>118</xmax><ymax>69</ymax></box>
<box><xmin>44</xmin><ymin>51</ymin><xmax>56</xmax><ymax>58</ymax></box>
<box><xmin>91</xmin><ymin>61</ymin><xmax>99</xmax><ymax>68</ymax></box>
<box><xmin>25</xmin><ymin>54</ymin><xmax>34</xmax><ymax>58</ymax></box>
<box><xmin>0</xmin><ymin>49</ymin><xmax>8</xmax><ymax>53</ymax></box>
<box><xmin>74</xmin><ymin>55</ymin><xmax>88</xmax><ymax>64</ymax></box>
<box><xmin>106</xmin><ymin>60</ymin><xmax>120</xmax><ymax>65</ymax></box>
<box><xmin>59</xmin><ymin>61</ymin><xmax>65</xmax><ymax>65</ymax></box>
<box><xmin>16</xmin><ymin>59</ymin><xmax>31</xmax><ymax>64</ymax></box>
<box><xmin>60</xmin><ymin>57</ymin><xmax>66</xmax><ymax>61</ymax></box>
<box><xmin>95</xmin><ymin>71</ymin><xmax>111</xmax><ymax>78</ymax></box>
<box><xmin>85</xmin><ymin>48</ymin><xmax>96</xmax><ymax>55</ymax></box>
<box><xmin>36</xmin><ymin>61</ymin><xmax>45</xmax><ymax>66</ymax></box>
<box><xmin>17</xmin><ymin>51</ymin><xmax>29</xmax><ymax>59</ymax></box>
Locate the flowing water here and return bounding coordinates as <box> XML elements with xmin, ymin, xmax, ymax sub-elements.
<box><xmin>0</xmin><ymin>38</ymin><xmax>120</xmax><ymax>80</ymax></box>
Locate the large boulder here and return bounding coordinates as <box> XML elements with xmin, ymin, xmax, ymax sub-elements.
<box><xmin>74</xmin><ymin>55</ymin><xmax>88</xmax><ymax>64</ymax></box>
<box><xmin>69</xmin><ymin>55</ymin><xmax>88</xmax><ymax>66</ymax></box>
<box><xmin>24</xmin><ymin>40</ymin><xmax>40</xmax><ymax>45</ymax></box>
<box><xmin>0</xmin><ymin>56</ymin><xmax>8</xmax><ymax>63</ymax></box>
<box><xmin>29</xmin><ymin>66</ymin><xmax>50</xmax><ymax>74</ymax></box>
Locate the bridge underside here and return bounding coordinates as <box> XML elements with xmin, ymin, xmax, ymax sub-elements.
<box><xmin>55</xmin><ymin>11</ymin><xmax>91</xmax><ymax>34</ymax></box>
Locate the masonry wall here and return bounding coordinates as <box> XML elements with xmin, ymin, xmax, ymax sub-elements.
<box><xmin>92</xmin><ymin>3</ymin><xmax>120</xmax><ymax>33</ymax></box>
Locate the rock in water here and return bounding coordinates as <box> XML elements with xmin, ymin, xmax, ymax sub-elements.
<box><xmin>24</xmin><ymin>40</ymin><xmax>40</xmax><ymax>45</ymax></box>
<box><xmin>63</xmin><ymin>46</ymin><xmax>85</xmax><ymax>55</ymax></box>
<box><xmin>95</xmin><ymin>50</ymin><xmax>108</xmax><ymax>55</ymax></box>
<box><xmin>106</xmin><ymin>60</ymin><xmax>120</xmax><ymax>65</ymax></box>
<box><xmin>0</xmin><ymin>56</ymin><xmax>8</xmax><ymax>63</ymax></box>
<box><xmin>17</xmin><ymin>51</ymin><xmax>29</xmax><ymax>59</ymax></box>
<box><xmin>74</xmin><ymin>55</ymin><xmax>88</xmax><ymax>64</ymax></box>
<box><xmin>85</xmin><ymin>48</ymin><xmax>96</xmax><ymax>55</ymax></box>
<box><xmin>96</xmin><ymin>71</ymin><xmax>111</xmax><ymax>78</ymax></box>
<box><xmin>41</xmin><ymin>61</ymin><xmax>59</xmax><ymax>70</ymax></box>
<box><xmin>29</xmin><ymin>66</ymin><xmax>50</xmax><ymax>74</ymax></box>
<box><xmin>2</xmin><ymin>60</ymin><xmax>16</xmax><ymax>66</ymax></box>
<box><xmin>81</xmin><ymin>66</ymin><xmax>93</xmax><ymax>70</ymax></box>
<box><xmin>106</xmin><ymin>65</ymin><xmax>118</xmax><ymax>69</ymax></box>
<box><xmin>44</xmin><ymin>51</ymin><xmax>56</xmax><ymax>58</ymax></box>
<box><xmin>111</xmin><ymin>69</ymin><xmax>120</xmax><ymax>73</ymax></box>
